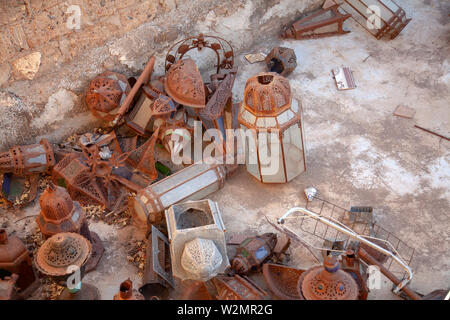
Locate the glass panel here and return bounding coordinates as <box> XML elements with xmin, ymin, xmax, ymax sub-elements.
<box><xmin>159</xmin><ymin>170</ymin><xmax>219</xmax><ymax>207</ymax></box>
<box><xmin>241</xmin><ymin>109</ymin><xmax>256</xmax><ymax>125</ymax></box>
<box><xmin>256</xmin><ymin>117</ymin><xmax>277</xmax><ymax>128</ymax></box>
<box><xmin>291</xmin><ymin>99</ymin><xmax>299</xmax><ymax>114</ymax></box>
<box><xmin>152</xmin><ymin>163</ymin><xmax>210</xmax><ymax>194</ymax></box>
<box><xmin>277</xmin><ymin>110</ymin><xmax>295</xmax><ymax>125</ymax></box>
<box><xmin>258</xmin><ymin>131</ymin><xmax>285</xmax><ymax>183</ymax></box>
<box><xmin>282</xmin><ymin>125</ymin><xmax>305</xmax><ymax>182</ymax></box>
<box><xmin>241</xmin><ymin>125</ymin><xmax>260</xmax><ymax>181</ymax></box>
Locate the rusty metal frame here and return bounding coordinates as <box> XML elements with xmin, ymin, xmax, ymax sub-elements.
<box><xmin>277</xmin><ymin>203</ymin><xmax>415</xmax><ymax>292</ymax></box>
<box><xmin>212</xmin><ymin>275</ymin><xmax>269</xmax><ymax>300</ymax></box>
<box><xmin>338</xmin><ymin>0</ymin><xmax>411</xmax><ymax>40</ymax></box>
<box><xmin>165</xmin><ymin>34</ymin><xmax>234</xmax><ymax>74</ymax></box>
<box><xmin>282</xmin><ymin>4</ymin><xmax>351</xmax><ymax>40</ymax></box>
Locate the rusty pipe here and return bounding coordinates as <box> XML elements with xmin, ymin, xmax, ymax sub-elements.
<box><xmin>112</xmin><ymin>56</ymin><xmax>156</xmax><ymax>126</ymax></box>
<box><xmin>358</xmin><ymin>247</ymin><xmax>422</xmax><ymax>300</ymax></box>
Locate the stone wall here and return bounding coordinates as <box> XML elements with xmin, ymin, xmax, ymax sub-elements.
<box><xmin>0</xmin><ymin>0</ymin><xmax>322</xmax><ymax>149</ymax></box>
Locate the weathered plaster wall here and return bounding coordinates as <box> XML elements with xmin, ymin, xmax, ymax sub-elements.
<box><xmin>0</xmin><ymin>0</ymin><xmax>323</xmax><ymax>149</ymax></box>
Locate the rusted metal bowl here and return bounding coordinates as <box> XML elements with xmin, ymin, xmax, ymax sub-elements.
<box><xmin>262</xmin><ymin>263</ymin><xmax>305</xmax><ymax>300</ymax></box>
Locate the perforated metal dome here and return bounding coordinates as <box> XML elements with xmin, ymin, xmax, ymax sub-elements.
<box><xmin>180</xmin><ymin>238</ymin><xmax>223</xmax><ymax>281</ymax></box>
<box><xmin>243</xmin><ymin>72</ymin><xmax>292</xmax><ymax>116</ymax></box>
<box><xmin>37</xmin><ymin>183</ymin><xmax>85</xmax><ymax>238</ymax></box>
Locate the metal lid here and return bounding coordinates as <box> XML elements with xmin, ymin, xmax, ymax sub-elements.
<box><xmin>243</xmin><ymin>72</ymin><xmax>292</xmax><ymax>116</ymax></box>
<box><xmin>35</xmin><ymin>232</ymin><xmax>91</xmax><ymax>277</ymax></box>
<box><xmin>298</xmin><ymin>256</ymin><xmax>359</xmax><ymax>300</ymax></box>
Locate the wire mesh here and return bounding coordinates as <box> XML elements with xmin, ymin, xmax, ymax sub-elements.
<box><xmin>281</xmin><ymin>196</ymin><xmax>415</xmax><ymax>277</ymax></box>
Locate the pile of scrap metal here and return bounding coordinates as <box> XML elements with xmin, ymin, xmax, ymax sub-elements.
<box><xmin>282</xmin><ymin>0</ymin><xmax>411</xmax><ymax>40</ymax></box>
<box><xmin>264</xmin><ymin>195</ymin><xmax>449</xmax><ymax>300</ymax></box>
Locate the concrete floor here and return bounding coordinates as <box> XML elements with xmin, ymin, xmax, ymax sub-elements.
<box><xmin>1</xmin><ymin>0</ymin><xmax>448</xmax><ymax>300</ymax></box>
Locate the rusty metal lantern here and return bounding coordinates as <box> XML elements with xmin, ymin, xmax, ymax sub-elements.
<box><xmin>232</xmin><ymin>233</ymin><xmax>277</xmax><ymax>275</ymax></box>
<box><xmin>238</xmin><ymin>72</ymin><xmax>307</xmax><ymax>183</ymax></box>
<box><xmin>36</xmin><ymin>182</ymin><xmax>104</xmax><ymax>273</ymax></box>
<box><xmin>0</xmin><ymin>138</ymin><xmax>55</xmax><ymax>176</ymax></box>
<box><xmin>36</xmin><ymin>183</ymin><xmax>85</xmax><ymax>238</ymax></box>
<box><xmin>0</xmin><ymin>229</ymin><xmax>39</xmax><ymax>299</ymax></box>
<box><xmin>265</xmin><ymin>47</ymin><xmax>297</xmax><ymax>77</ymax></box>
<box><xmin>86</xmin><ymin>71</ymin><xmax>131</xmax><ymax>122</ymax></box>
<box><xmin>34</xmin><ymin>232</ymin><xmax>91</xmax><ymax>283</ymax></box>
<box><xmin>297</xmin><ymin>256</ymin><xmax>359</xmax><ymax>300</ymax></box>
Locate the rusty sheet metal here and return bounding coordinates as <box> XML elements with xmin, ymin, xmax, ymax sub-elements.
<box><xmin>265</xmin><ymin>47</ymin><xmax>297</xmax><ymax>77</ymax></box>
<box><xmin>125</xmin><ymin>128</ymin><xmax>159</xmax><ymax>181</ymax></box>
<box><xmin>0</xmin><ymin>139</ymin><xmax>55</xmax><ymax>176</ymax></box>
<box><xmin>180</xmin><ymin>281</ymin><xmax>213</xmax><ymax>300</ymax></box>
<box><xmin>262</xmin><ymin>263</ymin><xmax>305</xmax><ymax>300</ymax></box>
<box><xmin>164</xmin><ymin>58</ymin><xmax>206</xmax><ymax>108</ymax></box>
<box><xmin>212</xmin><ymin>275</ymin><xmax>269</xmax><ymax>300</ymax></box>
<box><xmin>86</xmin><ymin>71</ymin><xmax>131</xmax><ymax>122</ymax></box>
<box><xmin>282</xmin><ymin>4</ymin><xmax>351</xmax><ymax>40</ymax></box>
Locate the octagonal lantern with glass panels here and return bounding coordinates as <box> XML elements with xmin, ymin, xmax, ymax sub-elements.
<box><xmin>238</xmin><ymin>72</ymin><xmax>306</xmax><ymax>183</ymax></box>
